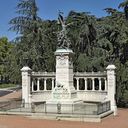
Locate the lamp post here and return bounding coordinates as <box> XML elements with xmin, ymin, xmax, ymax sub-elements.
<box><xmin>23</xmin><ymin>52</ymin><xmax>29</xmax><ymax>66</ymax></box>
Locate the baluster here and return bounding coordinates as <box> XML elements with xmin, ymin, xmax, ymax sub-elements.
<box><xmin>44</xmin><ymin>78</ymin><xmax>47</xmax><ymax>90</ymax></box>
<box><xmin>32</xmin><ymin>80</ymin><xmax>34</xmax><ymax>92</ymax></box>
<box><xmin>84</xmin><ymin>78</ymin><xmax>87</xmax><ymax>91</ymax></box>
<box><xmin>92</xmin><ymin>78</ymin><xmax>95</xmax><ymax>91</ymax></box>
<box><xmin>99</xmin><ymin>78</ymin><xmax>101</xmax><ymax>91</ymax></box>
<box><xmin>76</xmin><ymin>78</ymin><xmax>79</xmax><ymax>90</ymax></box>
<box><xmin>37</xmin><ymin>78</ymin><xmax>40</xmax><ymax>91</ymax></box>
<box><xmin>104</xmin><ymin>78</ymin><xmax>107</xmax><ymax>91</ymax></box>
<box><xmin>52</xmin><ymin>78</ymin><xmax>55</xmax><ymax>90</ymax></box>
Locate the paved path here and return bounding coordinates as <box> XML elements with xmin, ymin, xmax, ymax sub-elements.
<box><xmin>0</xmin><ymin>87</ymin><xmax>21</xmax><ymax>98</ymax></box>
<box><xmin>0</xmin><ymin>90</ymin><xmax>13</xmax><ymax>97</ymax></box>
<box><xmin>0</xmin><ymin>90</ymin><xmax>21</xmax><ymax>101</ymax></box>
<box><xmin>0</xmin><ymin>109</ymin><xmax>127</xmax><ymax>128</ymax></box>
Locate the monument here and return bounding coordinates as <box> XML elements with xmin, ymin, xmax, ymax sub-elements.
<box><xmin>46</xmin><ymin>12</ymin><xmax>82</xmax><ymax>113</ymax></box>
<box><xmin>21</xmin><ymin>12</ymin><xmax>117</xmax><ymax>118</ymax></box>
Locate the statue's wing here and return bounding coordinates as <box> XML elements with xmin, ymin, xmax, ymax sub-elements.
<box><xmin>58</xmin><ymin>14</ymin><xmax>64</xmax><ymax>24</ymax></box>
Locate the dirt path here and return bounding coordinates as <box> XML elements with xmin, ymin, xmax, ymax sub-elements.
<box><xmin>0</xmin><ymin>109</ymin><xmax>127</xmax><ymax>128</ymax></box>
<box><xmin>0</xmin><ymin>89</ymin><xmax>21</xmax><ymax>101</ymax></box>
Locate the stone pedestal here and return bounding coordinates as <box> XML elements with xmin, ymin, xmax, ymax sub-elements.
<box><xmin>54</xmin><ymin>48</ymin><xmax>76</xmax><ymax>99</ymax></box>
<box><xmin>46</xmin><ymin>48</ymin><xmax>82</xmax><ymax>113</ymax></box>
<box><xmin>106</xmin><ymin>64</ymin><xmax>117</xmax><ymax>115</ymax></box>
<box><xmin>21</xmin><ymin>66</ymin><xmax>32</xmax><ymax>108</ymax></box>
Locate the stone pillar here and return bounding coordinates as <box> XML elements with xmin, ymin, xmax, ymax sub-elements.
<box><xmin>84</xmin><ymin>78</ymin><xmax>87</xmax><ymax>91</ymax></box>
<box><xmin>76</xmin><ymin>78</ymin><xmax>79</xmax><ymax>91</ymax></box>
<box><xmin>106</xmin><ymin>64</ymin><xmax>117</xmax><ymax>115</ymax></box>
<box><xmin>32</xmin><ymin>80</ymin><xmax>34</xmax><ymax>92</ymax></box>
<box><xmin>21</xmin><ymin>66</ymin><xmax>32</xmax><ymax>108</ymax></box>
<box><xmin>99</xmin><ymin>78</ymin><xmax>102</xmax><ymax>91</ymax></box>
<box><xmin>37</xmin><ymin>78</ymin><xmax>40</xmax><ymax>91</ymax></box>
<box><xmin>44</xmin><ymin>78</ymin><xmax>47</xmax><ymax>90</ymax></box>
<box><xmin>53</xmin><ymin>48</ymin><xmax>76</xmax><ymax>100</ymax></box>
<box><xmin>52</xmin><ymin>78</ymin><xmax>55</xmax><ymax>90</ymax></box>
<box><xmin>104</xmin><ymin>78</ymin><xmax>107</xmax><ymax>91</ymax></box>
<box><xmin>92</xmin><ymin>78</ymin><xmax>95</xmax><ymax>91</ymax></box>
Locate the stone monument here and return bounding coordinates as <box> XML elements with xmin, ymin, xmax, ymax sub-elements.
<box><xmin>46</xmin><ymin>12</ymin><xmax>82</xmax><ymax>113</ymax></box>
<box><xmin>20</xmin><ymin>12</ymin><xmax>117</xmax><ymax>117</ymax></box>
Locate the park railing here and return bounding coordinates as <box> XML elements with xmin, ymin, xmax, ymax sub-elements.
<box><xmin>0</xmin><ymin>99</ymin><xmax>110</xmax><ymax>116</ymax></box>
<box><xmin>0</xmin><ymin>99</ymin><xmax>22</xmax><ymax>111</ymax></box>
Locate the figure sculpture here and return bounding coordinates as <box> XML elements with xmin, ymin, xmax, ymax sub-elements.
<box><xmin>57</xmin><ymin>11</ymin><xmax>71</xmax><ymax>49</ymax></box>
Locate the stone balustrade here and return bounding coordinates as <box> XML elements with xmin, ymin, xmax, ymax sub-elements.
<box><xmin>30</xmin><ymin>71</ymin><xmax>107</xmax><ymax>93</ymax></box>
<box><xmin>74</xmin><ymin>71</ymin><xmax>107</xmax><ymax>91</ymax></box>
<box><xmin>32</xmin><ymin>72</ymin><xmax>55</xmax><ymax>77</ymax></box>
<box><xmin>31</xmin><ymin>72</ymin><xmax>55</xmax><ymax>92</ymax></box>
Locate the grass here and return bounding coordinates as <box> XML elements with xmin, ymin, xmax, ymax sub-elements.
<box><xmin>0</xmin><ymin>83</ymin><xmax>16</xmax><ymax>88</ymax></box>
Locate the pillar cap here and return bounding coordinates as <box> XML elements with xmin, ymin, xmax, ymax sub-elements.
<box><xmin>21</xmin><ymin>66</ymin><xmax>32</xmax><ymax>72</ymax></box>
<box><xmin>55</xmin><ymin>48</ymin><xmax>73</xmax><ymax>55</ymax></box>
<box><xmin>106</xmin><ymin>64</ymin><xmax>116</xmax><ymax>70</ymax></box>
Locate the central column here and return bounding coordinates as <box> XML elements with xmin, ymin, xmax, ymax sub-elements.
<box><xmin>46</xmin><ymin>48</ymin><xmax>81</xmax><ymax>113</ymax></box>
<box><xmin>53</xmin><ymin>48</ymin><xmax>76</xmax><ymax>100</ymax></box>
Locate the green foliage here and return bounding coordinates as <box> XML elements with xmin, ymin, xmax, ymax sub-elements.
<box><xmin>9</xmin><ymin>0</ymin><xmax>46</xmax><ymax>72</ymax></box>
<box><xmin>9</xmin><ymin>0</ymin><xmax>41</xmax><ymax>34</ymax></box>
<box><xmin>0</xmin><ymin>37</ymin><xmax>13</xmax><ymax>83</ymax></box>
<box><xmin>119</xmin><ymin>0</ymin><xmax>128</xmax><ymax>19</ymax></box>
<box><xmin>0</xmin><ymin>83</ymin><xmax>16</xmax><ymax>88</ymax></box>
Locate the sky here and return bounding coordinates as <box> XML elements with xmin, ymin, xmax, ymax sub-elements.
<box><xmin>0</xmin><ymin>0</ymin><xmax>124</xmax><ymax>41</ymax></box>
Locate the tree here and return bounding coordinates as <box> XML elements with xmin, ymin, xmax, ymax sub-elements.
<box><xmin>67</xmin><ymin>11</ymin><xmax>97</xmax><ymax>54</ymax></box>
<box><xmin>96</xmin><ymin>7</ymin><xmax>128</xmax><ymax>107</ymax></box>
<box><xmin>119</xmin><ymin>0</ymin><xmax>128</xmax><ymax>19</ymax></box>
<box><xmin>66</xmin><ymin>11</ymin><xmax>97</xmax><ymax>71</ymax></box>
<box><xmin>9</xmin><ymin>0</ymin><xmax>41</xmax><ymax>35</ymax></box>
<box><xmin>0</xmin><ymin>37</ymin><xmax>13</xmax><ymax>83</ymax></box>
<box><xmin>9</xmin><ymin>0</ymin><xmax>46</xmax><ymax>71</ymax></box>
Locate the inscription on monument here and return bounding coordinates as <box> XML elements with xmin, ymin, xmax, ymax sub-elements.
<box><xmin>58</xmin><ymin>56</ymin><xmax>66</xmax><ymax>65</ymax></box>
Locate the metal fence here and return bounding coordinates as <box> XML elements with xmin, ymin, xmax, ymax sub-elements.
<box><xmin>0</xmin><ymin>99</ymin><xmax>110</xmax><ymax>115</ymax></box>
<box><xmin>0</xmin><ymin>99</ymin><xmax>22</xmax><ymax>111</ymax></box>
